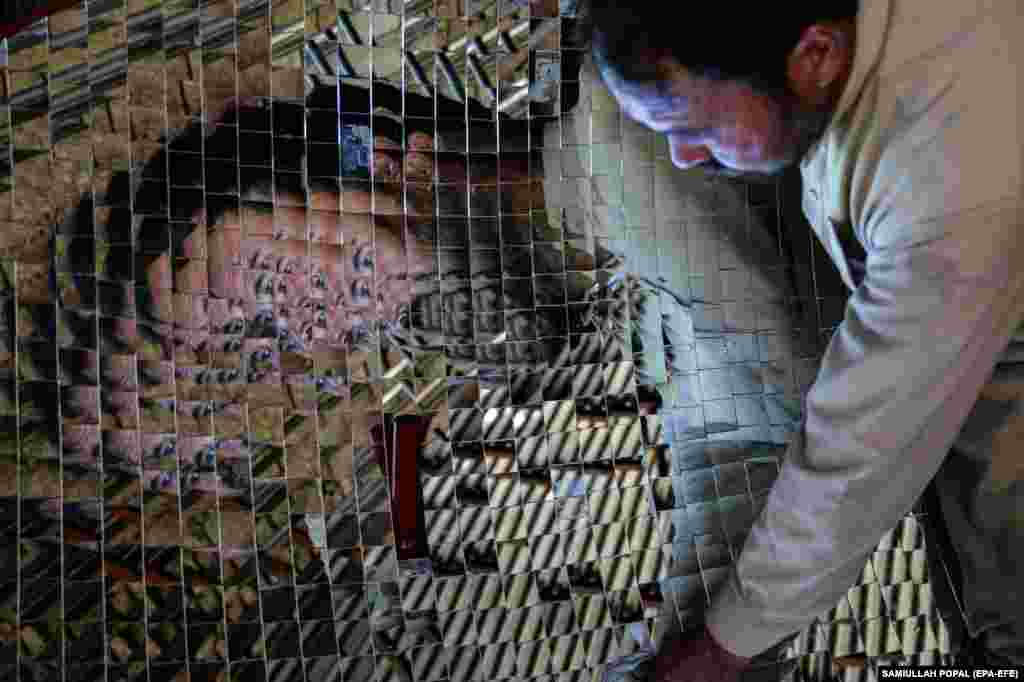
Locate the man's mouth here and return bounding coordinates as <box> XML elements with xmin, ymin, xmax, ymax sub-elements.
<box><xmin>700</xmin><ymin>161</ymin><xmax>743</xmax><ymax>178</ymax></box>
<box><xmin>695</xmin><ymin>155</ymin><xmax>743</xmax><ymax>176</ymax></box>
<box><xmin>700</xmin><ymin>159</ymin><xmax>779</xmax><ymax>183</ymax></box>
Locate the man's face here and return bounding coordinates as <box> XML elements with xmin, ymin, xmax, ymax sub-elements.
<box><xmin>600</xmin><ymin>65</ymin><xmax>830</xmax><ymax>179</ymax></box>
<box><xmin>596</xmin><ymin>20</ymin><xmax>856</xmax><ymax>179</ymax></box>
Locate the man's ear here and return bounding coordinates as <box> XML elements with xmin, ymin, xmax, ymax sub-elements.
<box><xmin>786</xmin><ymin>21</ymin><xmax>854</xmax><ymax>95</ymax></box>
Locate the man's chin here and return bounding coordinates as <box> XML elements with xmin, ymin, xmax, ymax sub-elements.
<box><xmin>713</xmin><ymin>155</ymin><xmax>796</xmax><ymax>182</ymax></box>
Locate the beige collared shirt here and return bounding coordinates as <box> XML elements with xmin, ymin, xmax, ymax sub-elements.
<box><xmin>706</xmin><ymin>0</ymin><xmax>1024</xmax><ymax>656</ymax></box>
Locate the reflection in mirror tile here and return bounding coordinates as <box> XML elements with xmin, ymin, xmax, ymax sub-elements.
<box><xmin>0</xmin><ymin>1</ymin><xmax>961</xmax><ymax>680</ymax></box>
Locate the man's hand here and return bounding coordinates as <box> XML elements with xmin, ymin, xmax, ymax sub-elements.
<box><xmin>654</xmin><ymin>624</ymin><xmax>752</xmax><ymax>682</ymax></box>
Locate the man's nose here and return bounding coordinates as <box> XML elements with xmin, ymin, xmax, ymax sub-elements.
<box><xmin>669</xmin><ymin>138</ymin><xmax>712</xmax><ymax>170</ymax></box>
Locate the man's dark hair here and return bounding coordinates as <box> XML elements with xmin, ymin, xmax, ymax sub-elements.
<box><xmin>573</xmin><ymin>1</ymin><xmax>859</xmax><ymax>100</ymax></box>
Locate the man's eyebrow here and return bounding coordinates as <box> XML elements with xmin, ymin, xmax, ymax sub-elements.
<box><xmin>659</xmin><ymin>125</ymin><xmax>710</xmax><ymax>137</ymax></box>
<box><xmin>647</xmin><ymin>113</ymin><xmax>707</xmax><ymax>136</ymax></box>
<box><xmin>620</xmin><ymin>106</ymin><xmax>705</xmax><ymax>137</ymax></box>
<box><xmin>633</xmin><ymin>117</ymin><xmax>708</xmax><ymax>138</ymax></box>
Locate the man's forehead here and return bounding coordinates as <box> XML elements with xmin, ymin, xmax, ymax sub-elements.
<box><xmin>600</xmin><ymin>62</ymin><xmax>704</xmax><ymax>128</ymax></box>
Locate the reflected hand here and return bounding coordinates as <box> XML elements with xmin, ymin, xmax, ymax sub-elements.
<box><xmin>654</xmin><ymin>625</ymin><xmax>751</xmax><ymax>682</ymax></box>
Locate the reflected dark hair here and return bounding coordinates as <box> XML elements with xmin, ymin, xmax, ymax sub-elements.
<box><xmin>573</xmin><ymin>0</ymin><xmax>859</xmax><ymax>100</ymax></box>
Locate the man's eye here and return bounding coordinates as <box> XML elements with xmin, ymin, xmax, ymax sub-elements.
<box><xmin>196</xmin><ymin>445</ymin><xmax>217</xmax><ymax>467</ymax></box>
<box><xmin>351</xmin><ymin>281</ymin><xmax>371</xmax><ymax>305</ymax></box>
<box><xmin>139</xmin><ymin>364</ymin><xmax>163</xmax><ymax>385</ymax></box>
<box><xmin>250</xmin><ymin>249</ymin><xmax>272</xmax><ymax>270</ymax></box>
<box><xmin>152</xmin><ymin>471</ymin><xmax>176</xmax><ymax>492</ymax></box>
<box><xmin>255</xmin><ymin>273</ymin><xmax>274</xmax><ymax>297</ymax></box>
<box><xmin>158</xmin><ymin>440</ymin><xmax>175</xmax><ymax>458</ymax></box>
<box><xmin>280</xmin><ymin>333</ymin><xmax>304</xmax><ymax>353</ymax></box>
<box><xmin>353</xmin><ymin>246</ymin><xmax>373</xmax><ymax>274</ymax></box>
<box><xmin>223</xmin><ymin>318</ymin><xmax>245</xmax><ymax>335</ymax></box>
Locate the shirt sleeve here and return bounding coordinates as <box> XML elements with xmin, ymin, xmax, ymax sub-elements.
<box><xmin>705</xmin><ymin>200</ymin><xmax>1024</xmax><ymax>657</ymax></box>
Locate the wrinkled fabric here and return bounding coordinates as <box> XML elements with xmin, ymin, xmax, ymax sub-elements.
<box><xmin>706</xmin><ymin>0</ymin><xmax>1024</xmax><ymax>662</ymax></box>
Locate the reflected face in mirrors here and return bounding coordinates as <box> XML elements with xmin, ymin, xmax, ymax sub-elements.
<box><xmin>81</xmin><ymin>123</ymin><xmax>538</xmax><ymax>475</ymax></box>
<box><xmin>144</xmin><ymin>133</ymin><xmax>440</xmax><ymax>363</ymax></box>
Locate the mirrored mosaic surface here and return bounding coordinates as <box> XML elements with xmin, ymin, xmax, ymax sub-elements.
<box><xmin>0</xmin><ymin>2</ymin><xmax>963</xmax><ymax>681</ymax></box>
